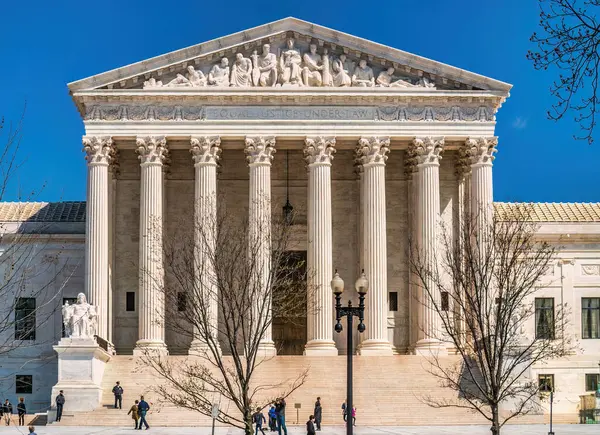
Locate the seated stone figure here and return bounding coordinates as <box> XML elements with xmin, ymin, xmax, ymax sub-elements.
<box><xmin>302</xmin><ymin>43</ymin><xmax>324</xmax><ymax>87</ymax></box>
<box><xmin>352</xmin><ymin>60</ymin><xmax>374</xmax><ymax>87</ymax></box>
<box><xmin>208</xmin><ymin>58</ymin><xmax>230</xmax><ymax>87</ymax></box>
<box><xmin>230</xmin><ymin>53</ymin><xmax>253</xmax><ymax>87</ymax></box>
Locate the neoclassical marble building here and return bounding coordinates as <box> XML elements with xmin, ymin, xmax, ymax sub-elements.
<box><xmin>1</xmin><ymin>18</ymin><xmax>600</xmax><ymax>421</ymax></box>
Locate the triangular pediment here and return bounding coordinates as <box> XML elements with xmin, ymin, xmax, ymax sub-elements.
<box><xmin>68</xmin><ymin>17</ymin><xmax>511</xmax><ymax>93</ymax></box>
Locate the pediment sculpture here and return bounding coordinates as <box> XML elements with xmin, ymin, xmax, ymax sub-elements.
<box><xmin>62</xmin><ymin>292</ymin><xmax>98</xmax><ymax>339</ymax></box>
<box><xmin>142</xmin><ymin>38</ymin><xmax>438</xmax><ymax>90</ymax></box>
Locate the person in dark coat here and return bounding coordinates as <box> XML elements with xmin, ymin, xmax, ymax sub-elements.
<box><xmin>313</xmin><ymin>397</ymin><xmax>322</xmax><ymax>431</ymax></box>
<box><xmin>55</xmin><ymin>390</ymin><xmax>65</xmax><ymax>422</ymax></box>
<box><xmin>112</xmin><ymin>381</ymin><xmax>124</xmax><ymax>409</ymax></box>
<box><xmin>127</xmin><ymin>399</ymin><xmax>139</xmax><ymax>429</ymax></box>
<box><xmin>253</xmin><ymin>407</ymin><xmax>266</xmax><ymax>435</ymax></box>
<box><xmin>2</xmin><ymin>399</ymin><xmax>12</xmax><ymax>426</ymax></box>
<box><xmin>17</xmin><ymin>398</ymin><xmax>26</xmax><ymax>426</ymax></box>
<box><xmin>306</xmin><ymin>415</ymin><xmax>316</xmax><ymax>435</ymax></box>
<box><xmin>268</xmin><ymin>404</ymin><xmax>277</xmax><ymax>431</ymax></box>
<box><xmin>137</xmin><ymin>396</ymin><xmax>150</xmax><ymax>430</ymax></box>
<box><xmin>275</xmin><ymin>398</ymin><xmax>287</xmax><ymax>435</ymax></box>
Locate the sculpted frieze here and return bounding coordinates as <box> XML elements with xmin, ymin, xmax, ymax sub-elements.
<box><xmin>140</xmin><ymin>38</ymin><xmax>440</xmax><ymax>90</ymax></box>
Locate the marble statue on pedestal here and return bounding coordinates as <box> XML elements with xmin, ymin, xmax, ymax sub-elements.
<box><xmin>62</xmin><ymin>293</ymin><xmax>98</xmax><ymax>338</ymax></box>
<box><xmin>279</xmin><ymin>38</ymin><xmax>303</xmax><ymax>86</ymax></box>
<box><xmin>230</xmin><ymin>53</ymin><xmax>252</xmax><ymax>87</ymax></box>
<box><xmin>302</xmin><ymin>43</ymin><xmax>324</xmax><ymax>87</ymax></box>
<box><xmin>208</xmin><ymin>58</ymin><xmax>230</xmax><ymax>87</ymax></box>
<box><xmin>352</xmin><ymin>59</ymin><xmax>375</xmax><ymax>87</ymax></box>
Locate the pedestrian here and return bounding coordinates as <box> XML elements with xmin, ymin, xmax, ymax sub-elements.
<box><xmin>306</xmin><ymin>415</ymin><xmax>316</xmax><ymax>435</ymax></box>
<box><xmin>351</xmin><ymin>406</ymin><xmax>356</xmax><ymax>426</ymax></box>
<box><xmin>275</xmin><ymin>398</ymin><xmax>287</xmax><ymax>435</ymax></box>
<box><xmin>3</xmin><ymin>399</ymin><xmax>12</xmax><ymax>426</ymax></box>
<box><xmin>55</xmin><ymin>390</ymin><xmax>65</xmax><ymax>422</ymax></box>
<box><xmin>17</xmin><ymin>398</ymin><xmax>26</xmax><ymax>426</ymax></box>
<box><xmin>268</xmin><ymin>404</ymin><xmax>277</xmax><ymax>431</ymax></box>
<box><xmin>137</xmin><ymin>395</ymin><xmax>150</xmax><ymax>430</ymax></box>
<box><xmin>313</xmin><ymin>397</ymin><xmax>322</xmax><ymax>431</ymax></box>
<box><xmin>253</xmin><ymin>407</ymin><xmax>266</xmax><ymax>435</ymax></box>
<box><xmin>112</xmin><ymin>381</ymin><xmax>124</xmax><ymax>409</ymax></box>
<box><xmin>28</xmin><ymin>425</ymin><xmax>37</xmax><ymax>435</ymax></box>
<box><xmin>128</xmin><ymin>399</ymin><xmax>139</xmax><ymax>429</ymax></box>
<box><xmin>341</xmin><ymin>400</ymin><xmax>346</xmax><ymax>423</ymax></box>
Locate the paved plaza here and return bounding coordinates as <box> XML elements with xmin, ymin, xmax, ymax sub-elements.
<box><xmin>0</xmin><ymin>426</ymin><xmax>593</xmax><ymax>435</ymax></box>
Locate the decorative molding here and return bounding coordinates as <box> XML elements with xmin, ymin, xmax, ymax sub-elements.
<box><xmin>82</xmin><ymin>136</ymin><xmax>114</xmax><ymax>165</ymax></box>
<box><xmin>411</xmin><ymin>137</ymin><xmax>444</xmax><ymax>166</ymax></box>
<box><xmin>582</xmin><ymin>264</ymin><xmax>600</xmax><ymax>276</ymax></box>
<box><xmin>190</xmin><ymin>136</ymin><xmax>222</xmax><ymax>166</ymax></box>
<box><xmin>355</xmin><ymin>136</ymin><xmax>390</xmax><ymax>166</ymax></box>
<box><xmin>465</xmin><ymin>136</ymin><xmax>498</xmax><ymax>166</ymax></box>
<box><xmin>304</xmin><ymin>137</ymin><xmax>336</xmax><ymax>165</ymax></box>
<box><xmin>136</xmin><ymin>136</ymin><xmax>169</xmax><ymax>165</ymax></box>
<box><xmin>244</xmin><ymin>136</ymin><xmax>276</xmax><ymax>165</ymax></box>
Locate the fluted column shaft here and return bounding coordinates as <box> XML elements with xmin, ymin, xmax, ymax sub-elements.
<box><xmin>190</xmin><ymin>136</ymin><xmax>222</xmax><ymax>355</ymax></box>
<box><xmin>356</xmin><ymin>137</ymin><xmax>393</xmax><ymax>356</ymax></box>
<box><xmin>83</xmin><ymin>136</ymin><xmax>113</xmax><ymax>342</ymax></box>
<box><xmin>412</xmin><ymin>137</ymin><xmax>446</xmax><ymax>354</ymax></box>
<box><xmin>134</xmin><ymin>136</ymin><xmax>168</xmax><ymax>354</ymax></box>
<box><xmin>304</xmin><ymin>137</ymin><xmax>337</xmax><ymax>355</ymax></box>
<box><xmin>245</xmin><ymin>136</ymin><xmax>277</xmax><ymax>356</ymax></box>
<box><xmin>466</xmin><ymin>137</ymin><xmax>497</xmax><ymax>233</ymax></box>
<box><xmin>404</xmin><ymin>148</ymin><xmax>419</xmax><ymax>350</ymax></box>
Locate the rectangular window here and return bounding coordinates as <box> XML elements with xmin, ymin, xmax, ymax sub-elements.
<box><xmin>15</xmin><ymin>298</ymin><xmax>36</xmax><ymax>340</ymax></box>
<box><xmin>582</xmin><ymin>298</ymin><xmax>600</xmax><ymax>339</ymax></box>
<box><xmin>441</xmin><ymin>292</ymin><xmax>450</xmax><ymax>311</ymax></box>
<box><xmin>586</xmin><ymin>374</ymin><xmax>600</xmax><ymax>392</ymax></box>
<box><xmin>177</xmin><ymin>292</ymin><xmax>187</xmax><ymax>312</ymax></box>
<box><xmin>538</xmin><ymin>374</ymin><xmax>554</xmax><ymax>392</ymax></box>
<box><xmin>535</xmin><ymin>298</ymin><xmax>555</xmax><ymax>339</ymax></box>
<box><xmin>15</xmin><ymin>375</ymin><xmax>32</xmax><ymax>394</ymax></box>
<box><xmin>126</xmin><ymin>292</ymin><xmax>135</xmax><ymax>312</ymax></box>
<box><xmin>388</xmin><ymin>292</ymin><xmax>398</xmax><ymax>312</ymax></box>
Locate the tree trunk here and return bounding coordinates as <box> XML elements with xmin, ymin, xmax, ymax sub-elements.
<box><xmin>245</xmin><ymin>410</ymin><xmax>253</xmax><ymax>435</ymax></box>
<box><xmin>490</xmin><ymin>404</ymin><xmax>500</xmax><ymax>435</ymax></box>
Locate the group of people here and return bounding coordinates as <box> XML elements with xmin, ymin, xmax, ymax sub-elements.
<box><xmin>112</xmin><ymin>381</ymin><xmax>152</xmax><ymax>430</ymax></box>
<box><xmin>0</xmin><ymin>398</ymin><xmax>29</xmax><ymax>426</ymax></box>
<box><xmin>253</xmin><ymin>397</ymin><xmax>288</xmax><ymax>435</ymax></box>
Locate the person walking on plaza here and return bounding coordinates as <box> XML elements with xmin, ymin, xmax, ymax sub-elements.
<box><xmin>128</xmin><ymin>399</ymin><xmax>140</xmax><ymax>429</ymax></box>
<box><xmin>351</xmin><ymin>406</ymin><xmax>356</xmax><ymax>426</ymax></box>
<box><xmin>275</xmin><ymin>398</ymin><xmax>287</xmax><ymax>435</ymax></box>
<box><xmin>17</xmin><ymin>398</ymin><xmax>26</xmax><ymax>426</ymax></box>
<box><xmin>112</xmin><ymin>381</ymin><xmax>124</xmax><ymax>409</ymax></box>
<box><xmin>137</xmin><ymin>396</ymin><xmax>150</xmax><ymax>430</ymax></box>
<box><xmin>253</xmin><ymin>407</ymin><xmax>266</xmax><ymax>435</ymax></box>
<box><xmin>268</xmin><ymin>404</ymin><xmax>277</xmax><ymax>431</ymax></box>
<box><xmin>55</xmin><ymin>390</ymin><xmax>65</xmax><ymax>422</ymax></box>
<box><xmin>306</xmin><ymin>415</ymin><xmax>316</xmax><ymax>435</ymax></box>
<box><xmin>28</xmin><ymin>425</ymin><xmax>37</xmax><ymax>434</ymax></box>
<box><xmin>341</xmin><ymin>400</ymin><xmax>346</xmax><ymax>423</ymax></box>
<box><xmin>313</xmin><ymin>397</ymin><xmax>322</xmax><ymax>431</ymax></box>
<box><xmin>2</xmin><ymin>399</ymin><xmax>12</xmax><ymax>426</ymax></box>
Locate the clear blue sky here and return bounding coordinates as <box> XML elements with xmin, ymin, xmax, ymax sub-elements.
<box><xmin>1</xmin><ymin>0</ymin><xmax>598</xmax><ymax>203</ymax></box>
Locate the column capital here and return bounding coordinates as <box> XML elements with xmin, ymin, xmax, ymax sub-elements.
<box><xmin>83</xmin><ymin>136</ymin><xmax>114</xmax><ymax>165</ymax></box>
<box><xmin>355</xmin><ymin>136</ymin><xmax>390</xmax><ymax>167</ymax></box>
<box><xmin>465</xmin><ymin>136</ymin><xmax>498</xmax><ymax>167</ymax></box>
<box><xmin>304</xmin><ymin>136</ymin><xmax>336</xmax><ymax>166</ymax></box>
<box><xmin>245</xmin><ymin>136</ymin><xmax>276</xmax><ymax>166</ymax></box>
<box><xmin>136</xmin><ymin>136</ymin><xmax>168</xmax><ymax>165</ymax></box>
<box><xmin>411</xmin><ymin>137</ymin><xmax>444</xmax><ymax>167</ymax></box>
<box><xmin>190</xmin><ymin>136</ymin><xmax>221</xmax><ymax>166</ymax></box>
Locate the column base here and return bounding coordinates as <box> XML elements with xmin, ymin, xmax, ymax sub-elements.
<box><xmin>257</xmin><ymin>340</ymin><xmax>277</xmax><ymax>357</ymax></box>
<box><xmin>304</xmin><ymin>339</ymin><xmax>338</xmax><ymax>356</ymax></box>
<box><xmin>133</xmin><ymin>340</ymin><xmax>169</xmax><ymax>356</ymax></box>
<box><xmin>414</xmin><ymin>339</ymin><xmax>447</xmax><ymax>356</ymax></box>
<box><xmin>189</xmin><ymin>339</ymin><xmax>222</xmax><ymax>357</ymax></box>
<box><xmin>358</xmin><ymin>339</ymin><xmax>393</xmax><ymax>356</ymax></box>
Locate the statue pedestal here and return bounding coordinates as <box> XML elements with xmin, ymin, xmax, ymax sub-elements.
<box><xmin>48</xmin><ymin>337</ymin><xmax>111</xmax><ymax>423</ymax></box>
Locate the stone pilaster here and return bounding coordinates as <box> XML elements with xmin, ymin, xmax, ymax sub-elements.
<box><xmin>412</xmin><ymin>136</ymin><xmax>446</xmax><ymax>354</ymax></box>
<box><xmin>355</xmin><ymin>136</ymin><xmax>393</xmax><ymax>356</ymax></box>
<box><xmin>189</xmin><ymin>136</ymin><xmax>222</xmax><ymax>355</ymax></box>
<box><xmin>134</xmin><ymin>135</ymin><xmax>169</xmax><ymax>355</ymax></box>
<box><xmin>465</xmin><ymin>137</ymin><xmax>497</xmax><ymax>231</ymax></box>
<box><xmin>82</xmin><ymin>136</ymin><xmax>114</xmax><ymax>344</ymax></box>
<box><xmin>245</xmin><ymin>136</ymin><xmax>277</xmax><ymax>356</ymax></box>
<box><xmin>304</xmin><ymin>136</ymin><xmax>337</xmax><ymax>356</ymax></box>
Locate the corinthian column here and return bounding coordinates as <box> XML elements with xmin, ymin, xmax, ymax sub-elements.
<box><xmin>134</xmin><ymin>136</ymin><xmax>169</xmax><ymax>355</ymax></box>
<box><xmin>356</xmin><ymin>137</ymin><xmax>393</xmax><ymax>356</ymax></box>
<box><xmin>411</xmin><ymin>137</ymin><xmax>446</xmax><ymax>355</ymax></box>
<box><xmin>304</xmin><ymin>137</ymin><xmax>337</xmax><ymax>356</ymax></box>
<box><xmin>245</xmin><ymin>136</ymin><xmax>277</xmax><ymax>356</ymax></box>
<box><xmin>189</xmin><ymin>136</ymin><xmax>222</xmax><ymax>355</ymax></box>
<box><xmin>82</xmin><ymin>136</ymin><xmax>114</xmax><ymax>343</ymax></box>
<box><xmin>404</xmin><ymin>147</ymin><xmax>419</xmax><ymax>351</ymax></box>
<box><xmin>465</xmin><ymin>137</ymin><xmax>497</xmax><ymax>232</ymax></box>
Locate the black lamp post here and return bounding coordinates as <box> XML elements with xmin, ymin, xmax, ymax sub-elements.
<box><xmin>332</xmin><ymin>270</ymin><xmax>368</xmax><ymax>435</ymax></box>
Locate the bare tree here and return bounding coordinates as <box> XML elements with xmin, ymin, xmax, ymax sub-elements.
<box><xmin>410</xmin><ymin>205</ymin><xmax>572</xmax><ymax>435</ymax></box>
<box><xmin>141</xmin><ymin>201</ymin><xmax>311</xmax><ymax>435</ymax></box>
<box><xmin>528</xmin><ymin>0</ymin><xmax>600</xmax><ymax>144</ymax></box>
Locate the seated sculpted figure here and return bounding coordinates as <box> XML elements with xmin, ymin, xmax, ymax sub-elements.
<box><xmin>279</xmin><ymin>38</ymin><xmax>302</xmax><ymax>86</ymax></box>
<box><xmin>253</xmin><ymin>44</ymin><xmax>277</xmax><ymax>87</ymax></box>
<box><xmin>302</xmin><ymin>43</ymin><xmax>323</xmax><ymax>87</ymax></box>
<box><xmin>208</xmin><ymin>57</ymin><xmax>230</xmax><ymax>86</ymax></box>
<box><xmin>352</xmin><ymin>60</ymin><xmax>375</xmax><ymax>87</ymax></box>
<box><xmin>143</xmin><ymin>77</ymin><xmax>163</xmax><ymax>89</ymax></box>
<box><xmin>230</xmin><ymin>53</ymin><xmax>252</xmax><ymax>87</ymax></box>
<box><xmin>332</xmin><ymin>54</ymin><xmax>353</xmax><ymax>87</ymax></box>
<box><xmin>376</xmin><ymin>67</ymin><xmax>415</xmax><ymax>88</ymax></box>
<box><xmin>165</xmin><ymin>66</ymin><xmax>207</xmax><ymax>87</ymax></box>
<box><xmin>62</xmin><ymin>293</ymin><xmax>98</xmax><ymax>338</ymax></box>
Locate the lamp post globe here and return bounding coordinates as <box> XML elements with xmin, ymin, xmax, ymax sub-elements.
<box><xmin>354</xmin><ymin>270</ymin><xmax>368</xmax><ymax>295</ymax></box>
